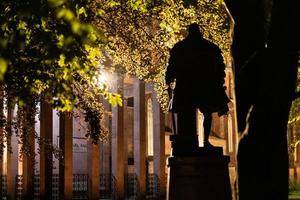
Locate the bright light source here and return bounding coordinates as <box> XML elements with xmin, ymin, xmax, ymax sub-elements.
<box><xmin>96</xmin><ymin>71</ymin><xmax>115</xmax><ymax>90</ymax></box>
<box><xmin>98</xmin><ymin>73</ymin><xmax>107</xmax><ymax>84</ymax></box>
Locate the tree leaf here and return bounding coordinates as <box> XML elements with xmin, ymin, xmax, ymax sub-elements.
<box><xmin>0</xmin><ymin>58</ymin><xmax>7</xmax><ymax>80</ymax></box>
<box><xmin>48</xmin><ymin>0</ymin><xmax>66</xmax><ymax>8</ymax></box>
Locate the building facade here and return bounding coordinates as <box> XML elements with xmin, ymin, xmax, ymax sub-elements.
<box><xmin>0</xmin><ymin>71</ymin><xmax>237</xmax><ymax>199</ymax></box>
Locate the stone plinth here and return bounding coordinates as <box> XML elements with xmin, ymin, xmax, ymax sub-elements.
<box><xmin>168</xmin><ymin>153</ymin><xmax>232</xmax><ymax>200</ymax></box>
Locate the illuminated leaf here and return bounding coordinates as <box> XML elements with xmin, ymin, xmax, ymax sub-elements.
<box><xmin>109</xmin><ymin>1</ymin><xmax>121</xmax><ymax>7</ymax></box>
<box><xmin>57</xmin><ymin>34</ymin><xmax>64</xmax><ymax>48</ymax></box>
<box><xmin>47</xmin><ymin>0</ymin><xmax>66</xmax><ymax>7</ymax></box>
<box><xmin>17</xmin><ymin>21</ymin><xmax>27</xmax><ymax>30</ymax></box>
<box><xmin>58</xmin><ymin>54</ymin><xmax>66</xmax><ymax>67</ymax></box>
<box><xmin>78</xmin><ymin>7</ymin><xmax>87</xmax><ymax>17</ymax></box>
<box><xmin>0</xmin><ymin>58</ymin><xmax>7</xmax><ymax>80</ymax></box>
<box><xmin>56</xmin><ymin>8</ymin><xmax>75</xmax><ymax>21</ymax></box>
<box><xmin>41</xmin><ymin>17</ymin><xmax>50</xmax><ymax>32</ymax></box>
<box><xmin>71</xmin><ymin>21</ymin><xmax>81</xmax><ymax>34</ymax></box>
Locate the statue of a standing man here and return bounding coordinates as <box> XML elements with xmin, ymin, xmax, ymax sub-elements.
<box><xmin>166</xmin><ymin>23</ymin><xmax>230</xmax><ymax>155</ymax></box>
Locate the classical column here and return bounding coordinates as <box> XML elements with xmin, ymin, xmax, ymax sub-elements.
<box><xmin>219</xmin><ymin>116</ymin><xmax>225</xmax><ymax>139</ymax></box>
<box><xmin>231</xmin><ymin>109</ymin><xmax>238</xmax><ymax>156</ymax></box>
<box><xmin>7</xmin><ymin>103</ymin><xmax>17</xmax><ymax>200</ymax></box>
<box><xmin>0</xmin><ymin>87</ymin><xmax>3</xmax><ymax>197</ymax></box>
<box><xmin>152</xmin><ymin>91</ymin><xmax>166</xmax><ymax>198</ymax></box>
<box><xmin>5</xmin><ymin>120</ymin><xmax>13</xmax><ymax>199</ymax></box>
<box><xmin>59</xmin><ymin>112</ymin><xmax>73</xmax><ymax>200</ymax></box>
<box><xmin>102</xmin><ymin>100</ymin><xmax>111</xmax><ymax>175</ymax></box>
<box><xmin>0</xmin><ymin>138</ymin><xmax>2</xmax><ymax>197</ymax></box>
<box><xmin>123</xmin><ymin>98</ymin><xmax>128</xmax><ymax>174</ymax></box>
<box><xmin>40</xmin><ymin>100</ymin><xmax>53</xmax><ymax>200</ymax></box>
<box><xmin>21</xmin><ymin>104</ymin><xmax>36</xmax><ymax>200</ymax></box>
<box><xmin>87</xmin><ymin>140</ymin><xmax>100</xmax><ymax>200</ymax></box>
<box><xmin>133</xmin><ymin>79</ymin><xmax>146</xmax><ymax>198</ymax></box>
<box><xmin>111</xmin><ymin>75</ymin><xmax>125</xmax><ymax>199</ymax></box>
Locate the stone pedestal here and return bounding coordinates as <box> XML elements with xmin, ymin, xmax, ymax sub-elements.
<box><xmin>168</xmin><ymin>146</ymin><xmax>232</xmax><ymax>200</ymax></box>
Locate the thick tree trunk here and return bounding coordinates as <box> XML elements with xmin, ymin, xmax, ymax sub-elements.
<box><xmin>225</xmin><ymin>0</ymin><xmax>299</xmax><ymax>199</ymax></box>
<box><xmin>237</xmin><ymin>52</ymin><xmax>298</xmax><ymax>200</ymax></box>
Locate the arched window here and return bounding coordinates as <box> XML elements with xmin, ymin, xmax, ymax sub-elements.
<box><xmin>147</xmin><ymin>98</ymin><xmax>154</xmax><ymax>156</ymax></box>
<box><xmin>197</xmin><ymin>110</ymin><xmax>204</xmax><ymax>147</ymax></box>
<box><xmin>228</xmin><ymin>114</ymin><xmax>233</xmax><ymax>153</ymax></box>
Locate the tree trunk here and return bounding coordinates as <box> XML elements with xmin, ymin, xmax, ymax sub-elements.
<box><xmin>225</xmin><ymin>0</ymin><xmax>299</xmax><ymax>199</ymax></box>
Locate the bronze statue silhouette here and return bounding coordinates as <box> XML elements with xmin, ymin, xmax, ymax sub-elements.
<box><xmin>166</xmin><ymin>23</ymin><xmax>229</xmax><ymax>154</ymax></box>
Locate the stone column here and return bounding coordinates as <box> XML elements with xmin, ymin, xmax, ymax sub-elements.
<box><xmin>88</xmin><ymin>140</ymin><xmax>100</xmax><ymax>200</ymax></box>
<box><xmin>0</xmin><ymin>87</ymin><xmax>3</xmax><ymax>197</ymax></box>
<box><xmin>102</xmin><ymin>100</ymin><xmax>111</xmax><ymax>175</ymax></box>
<box><xmin>219</xmin><ymin>116</ymin><xmax>225</xmax><ymax>139</ymax></box>
<box><xmin>123</xmin><ymin>98</ymin><xmax>128</xmax><ymax>174</ymax></box>
<box><xmin>152</xmin><ymin>92</ymin><xmax>166</xmax><ymax>198</ymax></box>
<box><xmin>133</xmin><ymin>79</ymin><xmax>146</xmax><ymax>198</ymax></box>
<box><xmin>59</xmin><ymin>112</ymin><xmax>73</xmax><ymax>200</ymax></box>
<box><xmin>0</xmin><ymin>139</ymin><xmax>2</xmax><ymax>197</ymax></box>
<box><xmin>40</xmin><ymin>100</ymin><xmax>53</xmax><ymax>200</ymax></box>
<box><xmin>231</xmin><ymin>109</ymin><xmax>238</xmax><ymax>156</ymax></box>
<box><xmin>21</xmin><ymin>104</ymin><xmax>36</xmax><ymax>200</ymax></box>
<box><xmin>8</xmin><ymin>103</ymin><xmax>17</xmax><ymax>200</ymax></box>
<box><xmin>111</xmin><ymin>75</ymin><xmax>125</xmax><ymax>199</ymax></box>
<box><xmin>296</xmin><ymin>165</ymin><xmax>300</xmax><ymax>183</ymax></box>
<box><xmin>5</xmin><ymin>130</ymin><xmax>13</xmax><ymax>199</ymax></box>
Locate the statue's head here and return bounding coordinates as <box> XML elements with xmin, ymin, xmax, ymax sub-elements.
<box><xmin>188</xmin><ymin>23</ymin><xmax>203</xmax><ymax>38</ymax></box>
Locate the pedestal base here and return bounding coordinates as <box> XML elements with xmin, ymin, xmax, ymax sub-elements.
<box><xmin>169</xmin><ymin>135</ymin><xmax>223</xmax><ymax>156</ymax></box>
<box><xmin>168</xmin><ymin>155</ymin><xmax>232</xmax><ymax>200</ymax></box>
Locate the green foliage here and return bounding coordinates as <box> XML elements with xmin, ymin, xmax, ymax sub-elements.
<box><xmin>0</xmin><ymin>58</ymin><xmax>7</xmax><ymax>80</ymax></box>
<box><xmin>0</xmin><ymin>0</ymin><xmax>114</xmax><ymax>143</ymax></box>
<box><xmin>0</xmin><ymin>0</ymin><xmax>232</xmax><ymax>146</ymax></box>
<box><xmin>95</xmin><ymin>0</ymin><xmax>233</xmax><ymax>110</ymax></box>
<box><xmin>0</xmin><ymin>0</ymin><xmax>105</xmax><ymax>108</ymax></box>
